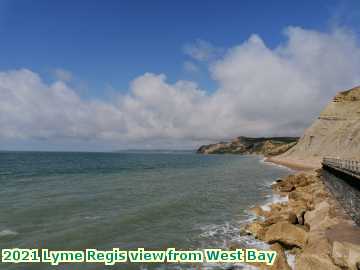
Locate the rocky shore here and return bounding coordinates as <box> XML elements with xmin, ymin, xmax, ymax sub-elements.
<box><xmin>243</xmin><ymin>169</ymin><xmax>360</xmax><ymax>270</ymax></box>
<box><xmin>195</xmin><ymin>86</ymin><xmax>360</xmax><ymax>269</ymax></box>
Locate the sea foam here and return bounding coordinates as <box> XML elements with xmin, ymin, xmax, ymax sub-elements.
<box><xmin>0</xmin><ymin>229</ymin><xmax>18</xmax><ymax>237</ymax></box>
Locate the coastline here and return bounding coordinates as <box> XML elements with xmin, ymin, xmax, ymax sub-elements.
<box><xmin>241</xmin><ymin>157</ymin><xmax>360</xmax><ymax>269</ymax></box>
<box><xmin>265</xmin><ymin>156</ymin><xmax>320</xmax><ymax>171</ymax></box>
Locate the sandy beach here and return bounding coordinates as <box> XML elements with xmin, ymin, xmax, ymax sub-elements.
<box><xmin>265</xmin><ymin>157</ymin><xmax>321</xmax><ymax>171</ymax></box>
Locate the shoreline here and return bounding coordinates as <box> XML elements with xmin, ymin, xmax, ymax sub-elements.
<box><xmin>241</xmin><ymin>157</ymin><xmax>360</xmax><ymax>269</ymax></box>
<box><xmin>265</xmin><ymin>156</ymin><xmax>320</xmax><ymax>171</ymax></box>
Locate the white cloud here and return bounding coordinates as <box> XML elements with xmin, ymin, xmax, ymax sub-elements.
<box><xmin>210</xmin><ymin>27</ymin><xmax>360</xmax><ymax>135</ymax></box>
<box><xmin>183</xmin><ymin>61</ymin><xmax>199</xmax><ymax>73</ymax></box>
<box><xmin>1</xmin><ymin>27</ymin><xmax>360</xmax><ymax>148</ymax></box>
<box><xmin>183</xmin><ymin>39</ymin><xmax>223</xmax><ymax>61</ymax></box>
<box><xmin>53</xmin><ymin>68</ymin><xmax>73</xmax><ymax>82</ymax></box>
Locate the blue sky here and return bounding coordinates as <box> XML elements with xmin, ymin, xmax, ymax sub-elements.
<box><xmin>0</xmin><ymin>0</ymin><xmax>355</xmax><ymax>94</ymax></box>
<box><xmin>1</xmin><ymin>0</ymin><xmax>360</xmax><ymax>151</ymax></box>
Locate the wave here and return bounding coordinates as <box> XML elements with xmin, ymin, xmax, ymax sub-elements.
<box><xmin>0</xmin><ymin>229</ymin><xmax>18</xmax><ymax>237</ymax></box>
<box><xmin>285</xmin><ymin>251</ymin><xmax>296</xmax><ymax>270</ymax></box>
<box><xmin>84</xmin><ymin>215</ymin><xmax>102</xmax><ymax>220</ymax></box>
<box><xmin>260</xmin><ymin>193</ymin><xmax>288</xmax><ymax>212</ymax></box>
<box><xmin>147</xmin><ymin>225</ymin><xmax>267</xmax><ymax>269</ymax></box>
<box><xmin>259</xmin><ymin>157</ymin><xmax>293</xmax><ymax>172</ymax></box>
<box><xmin>194</xmin><ymin>219</ymin><xmax>270</xmax><ymax>269</ymax></box>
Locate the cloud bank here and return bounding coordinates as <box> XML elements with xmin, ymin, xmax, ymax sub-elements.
<box><xmin>1</xmin><ymin>27</ymin><xmax>360</xmax><ymax>148</ymax></box>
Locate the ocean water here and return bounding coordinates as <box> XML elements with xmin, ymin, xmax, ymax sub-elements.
<box><xmin>0</xmin><ymin>151</ymin><xmax>290</xmax><ymax>270</ymax></box>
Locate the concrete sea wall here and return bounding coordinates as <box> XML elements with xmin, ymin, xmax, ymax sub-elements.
<box><xmin>322</xmin><ymin>167</ymin><xmax>360</xmax><ymax>225</ymax></box>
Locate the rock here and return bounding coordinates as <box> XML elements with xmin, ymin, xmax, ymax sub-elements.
<box><xmin>287</xmin><ymin>191</ymin><xmax>311</xmax><ymax>225</ymax></box>
<box><xmin>287</xmin><ymin>212</ymin><xmax>299</xmax><ymax>224</ymax></box>
<box><xmin>312</xmin><ymin>190</ymin><xmax>329</xmax><ymax>205</ymax></box>
<box><xmin>272</xmin><ymin>173</ymin><xmax>316</xmax><ymax>194</ymax></box>
<box><xmin>241</xmin><ymin>154</ymin><xmax>357</xmax><ymax>270</ymax></box>
<box><xmin>269</xmin><ymin>243</ymin><xmax>291</xmax><ymax>270</ymax></box>
<box><xmin>304</xmin><ymin>201</ymin><xmax>332</xmax><ymax>231</ymax></box>
<box><xmin>246</xmin><ymin>244</ymin><xmax>293</xmax><ymax>270</ymax></box>
<box><xmin>304</xmin><ymin>232</ymin><xmax>333</xmax><ymax>256</ymax></box>
<box><xmin>296</xmin><ymin>209</ymin><xmax>306</xmax><ymax>225</ymax></box>
<box><xmin>289</xmin><ymin>190</ymin><xmax>312</xmax><ymax>203</ymax></box>
<box><xmin>272</xmin><ymin>179</ymin><xmax>295</xmax><ymax>193</ymax></box>
<box><xmin>266</xmin><ymin>202</ymin><xmax>289</xmax><ymax>217</ymax></box>
<box><xmin>263</xmin><ymin>211</ymin><xmax>298</xmax><ymax>226</ymax></box>
<box><xmin>249</xmin><ymin>205</ymin><xmax>267</xmax><ymax>217</ymax></box>
<box><xmin>295</xmin><ymin>233</ymin><xmax>341</xmax><ymax>269</ymax></box>
<box><xmin>332</xmin><ymin>241</ymin><xmax>360</xmax><ymax>270</ymax></box>
<box><xmin>295</xmin><ymin>253</ymin><xmax>341</xmax><ymax>270</ymax></box>
<box><xmin>245</xmin><ymin>221</ymin><xmax>267</xmax><ymax>240</ymax></box>
<box><xmin>265</xmin><ymin>221</ymin><xmax>307</xmax><ymax>248</ymax></box>
<box><xmin>288</xmin><ymin>200</ymin><xmax>308</xmax><ymax>214</ymax></box>
<box><xmin>270</xmin><ymin>203</ymin><xmax>285</xmax><ymax>212</ymax></box>
<box><xmin>279</xmin><ymin>184</ymin><xmax>295</xmax><ymax>193</ymax></box>
<box><xmin>325</xmin><ymin>223</ymin><xmax>360</xmax><ymax>245</ymax></box>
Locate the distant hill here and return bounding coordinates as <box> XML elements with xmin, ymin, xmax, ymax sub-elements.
<box><xmin>197</xmin><ymin>136</ymin><xmax>298</xmax><ymax>155</ymax></box>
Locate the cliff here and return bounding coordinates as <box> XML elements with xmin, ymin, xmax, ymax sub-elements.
<box><xmin>272</xmin><ymin>86</ymin><xmax>360</xmax><ymax>168</ymax></box>
<box><xmin>197</xmin><ymin>136</ymin><xmax>298</xmax><ymax>156</ymax></box>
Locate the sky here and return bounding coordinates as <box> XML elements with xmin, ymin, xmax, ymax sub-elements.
<box><xmin>1</xmin><ymin>0</ymin><xmax>360</xmax><ymax>151</ymax></box>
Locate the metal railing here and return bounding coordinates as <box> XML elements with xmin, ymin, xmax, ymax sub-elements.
<box><xmin>323</xmin><ymin>157</ymin><xmax>360</xmax><ymax>176</ymax></box>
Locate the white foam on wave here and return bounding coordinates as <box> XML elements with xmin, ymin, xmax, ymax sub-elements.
<box><xmin>198</xmin><ymin>221</ymin><xmax>242</xmax><ymax>249</ymax></box>
<box><xmin>196</xmin><ymin>220</ymin><xmax>270</xmax><ymax>269</ymax></box>
<box><xmin>142</xmin><ymin>219</ymin><xmax>270</xmax><ymax>270</ymax></box>
<box><xmin>259</xmin><ymin>157</ymin><xmax>293</xmax><ymax>172</ymax></box>
<box><xmin>260</xmin><ymin>193</ymin><xmax>288</xmax><ymax>212</ymax></box>
<box><xmin>0</xmin><ymin>229</ymin><xmax>18</xmax><ymax>237</ymax></box>
<box><xmin>198</xmin><ymin>220</ymin><xmax>269</xmax><ymax>248</ymax></box>
<box><xmin>84</xmin><ymin>215</ymin><xmax>101</xmax><ymax>220</ymax></box>
<box><xmin>285</xmin><ymin>251</ymin><xmax>296</xmax><ymax>269</ymax></box>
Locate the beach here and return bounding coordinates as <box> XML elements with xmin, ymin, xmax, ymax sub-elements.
<box><xmin>265</xmin><ymin>157</ymin><xmax>320</xmax><ymax>171</ymax></box>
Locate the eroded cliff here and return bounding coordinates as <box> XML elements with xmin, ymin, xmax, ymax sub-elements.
<box><xmin>274</xmin><ymin>86</ymin><xmax>360</xmax><ymax>168</ymax></box>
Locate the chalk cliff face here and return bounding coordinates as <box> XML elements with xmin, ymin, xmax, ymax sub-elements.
<box><xmin>277</xmin><ymin>86</ymin><xmax>360</xmax><ymax>167</ymax></box>
<box><xmin>197</xmin><ymin>136</ymin><xmax>298</xmax><ymax>156</ymax></box>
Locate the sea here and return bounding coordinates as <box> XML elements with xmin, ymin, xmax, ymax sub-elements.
<box><xmin>0</xmin><ymin>151</ymin><xmax>291</xmax><ymax>270</ymax></box>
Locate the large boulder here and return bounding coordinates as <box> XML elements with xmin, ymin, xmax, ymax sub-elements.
<box><xmin>245</xmin><ymin>221</ymin><xmax>267</xmax><ymax>240</ymax></box>
<box><xmin>296</xmin><ymin>233</ymin><xmax>340</xmax><ymax>270</ymax></box>
<box><xmin>304</xmin><ymin>201</ymin><xmax>339</xmax><ymax>231</ymax></box>
<box><xmin>263</xmin><ymin>211</ymin><xmax>298</xmax><ymax>226</ymax></box>
<box><xmin>269</xmin><ymin>243</ymin><xmax>292</xmax><ymax>270</ymax></box>
<box><xmin>288</xmin><ymin>190</ymin><xmax>312</xmax><ymax>204</ymax></box>
<box><xmin>287</xmin><ymin>200</ymin><xmax>308</xmax><ymax>225</ymax></box>
<box><xmin>265</xmin><ymin>221</ymin><xmax>307</xmax><ymax>248</ymax></box>
<box><xmin>295</xmin><ymin>253</ymin><xmax>341</xmax><ymax>270</ymax></box>
<box><xmin>272</xmin><ymin>180</ymin><xmax>295</xmax><ymax>193</ymax></box>
<box><xmin>332</xmin><ymin>241</ymin><xmax>360</xmax><ymax>270</ymax></box>
<box><xmin>272</xmin><ymin>173</ymin><xmax>316</xmax><ymax>194</ymax></box>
